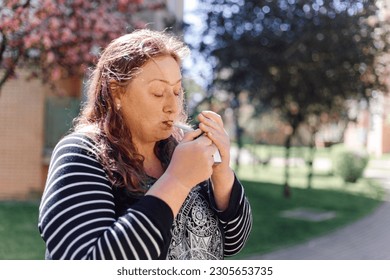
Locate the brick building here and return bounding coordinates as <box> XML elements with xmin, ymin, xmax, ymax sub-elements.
<box><xmin>0</xmin><ymin>71</ymin><xmax>46</xmax><ymax>199</ymax></box>
<box><xmin>344</xmin><ymin>94</ymin><xmax>390</xmax><ymax>156</ymax></box>
<box><xmin>0</xmin><ymin>72</ymin><xmax>82</xmax><ymax>199</ymax></box>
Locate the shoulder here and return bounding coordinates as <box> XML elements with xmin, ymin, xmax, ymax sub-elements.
<box><xmin>52</xmin><ymin>132</ymin><xmax>99</xmax><ymax>159</ymax></box>
<box><xmin>56</xmin><ymin>131</ymin><xmax>97</xmax><ymax>149</ymax></box>
<box><xmin>47</xmin><ymin>131</ymin><xmax>104</xmax><ymax>174</ymax></box>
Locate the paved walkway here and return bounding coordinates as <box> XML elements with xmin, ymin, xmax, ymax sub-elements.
<box><xmin>247</xmin><ymin>161</ymin><xmax>390</xmax><ymax>260</ymax></box>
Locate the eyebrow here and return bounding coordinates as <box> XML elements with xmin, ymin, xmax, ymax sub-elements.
<box><xmin>148</xmin><ymin>78</ymin><xmax>182</xmax><ymax>86</ymax></box>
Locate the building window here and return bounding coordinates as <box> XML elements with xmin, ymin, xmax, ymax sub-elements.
<box><xmin>43</xmin><ymin>95</ymin><xmax>81</xmax><ymax>163</ymax></box>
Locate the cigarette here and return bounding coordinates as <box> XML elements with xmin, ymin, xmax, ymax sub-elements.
<box><xmin>174</xmin><ymin>122</ymin><xmax>194</xmax><ymax>132</ymax></box>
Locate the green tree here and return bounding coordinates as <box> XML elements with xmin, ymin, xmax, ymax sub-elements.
<box><xmin>189</xmin><ymin>0</ymin><xmax>390</xmax><ymax>196</ymax></box>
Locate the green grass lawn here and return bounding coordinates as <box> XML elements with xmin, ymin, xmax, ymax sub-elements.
<box><xmin>231</xmin><ymin>177</ymin><xmax>383</xmax><ymax>259</ymax></box>
<box><xmin>230</xmin><ymin>153</ymin><xmax>386</xmax><ymax>259</ymax></box>
<box><xmin>0</xmin><ymin>153</ymin><xmax>387</xmax><ymax>260</ymax></box>
<box><xmin>0</xmin><ymin>200</ymin><xmax>45</xmax><ymax>259</ymax></box>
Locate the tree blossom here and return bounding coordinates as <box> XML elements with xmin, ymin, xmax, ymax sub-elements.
<box><xmin>0</xmin><ymin>0</ymin><xmax>166</xmax><ymax>92</ymax></box>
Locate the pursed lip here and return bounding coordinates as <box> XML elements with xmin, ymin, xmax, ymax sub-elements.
<box><xmin>162</xmin><ymin>120</ymin><xmax>174</xmax><ymax>127</ymax></box>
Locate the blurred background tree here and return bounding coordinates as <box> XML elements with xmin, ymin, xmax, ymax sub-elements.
<box><xmin>0</xmin><ymin>0</ymin><xmax>164</xmax><ymax>93</ymax></box>
<box><xmin>187</xmin><ymin>0</ymin><xmax>390</xmax><ymax>196</ymax></box>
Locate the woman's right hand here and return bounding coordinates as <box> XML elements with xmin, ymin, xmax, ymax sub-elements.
<box><xmin>147</xmin><ymin>129</ymin><xmax>217</xmax><ymax>216</ymax></box>
<box><xmin>166</xmin><ymin>129</ymin><xmax>217</xmax><ymax>190</ymax></box>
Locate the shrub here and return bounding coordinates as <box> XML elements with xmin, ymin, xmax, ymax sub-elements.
<box><xmin>331</xmin><ymin>144</ymin><xmax>369</xmax><ymax>183</ymax></box>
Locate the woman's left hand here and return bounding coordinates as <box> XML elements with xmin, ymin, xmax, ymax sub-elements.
<box><xmin>198</xmin><ymin>111</ymin><xmax>235</xmax><ymax>210</ymax></box>
<box><xmin>198</xmin><ymin>111</ymin><xmax>230</xmax><ymax>169</ymax></box>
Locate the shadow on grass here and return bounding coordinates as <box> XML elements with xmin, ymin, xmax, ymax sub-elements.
<box><xmin>232</xmin><ymin>179</ymin><xmax>384</xmax><ymax>259</ymax></box>
<box><xmin>311</xmin><ymin>172</ymin><xmax>334</xmax><ymax>178</ymax></box>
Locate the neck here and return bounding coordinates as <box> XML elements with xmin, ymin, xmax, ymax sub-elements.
<box><xmin>135</xmin><ymin>141</ymin><xmax>155</xmax><ymax>159</ymax></box>
<box><xmin>134</xmin><ymin>141</ymin><xmax>164</xmax><ymax>179</ymax></box>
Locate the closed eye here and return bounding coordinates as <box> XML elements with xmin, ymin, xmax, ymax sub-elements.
<box><xmin>174</xmin><ymin>88</ymin><xmax>183</xmax><ymax>97</ymax></box>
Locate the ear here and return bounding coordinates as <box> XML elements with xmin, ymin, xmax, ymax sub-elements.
<box><xmin>109</xmin><ymin>79</ymin><xmax>124</xmax><ymax>106</ymax></box>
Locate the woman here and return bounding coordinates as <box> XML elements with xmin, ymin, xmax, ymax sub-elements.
<box><xmin>38</xmin><ymin>29</ymin><xmax>252</xmax><ymax>260</ymax></box>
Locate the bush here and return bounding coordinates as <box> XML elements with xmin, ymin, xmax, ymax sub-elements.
<box><xmin>331</xmin><ymin>144</ymin><xmax>369</xmax><ymax>183</ymax></box>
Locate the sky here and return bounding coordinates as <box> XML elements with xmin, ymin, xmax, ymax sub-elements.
<box><xmin>182</xmin><ymin>0</ymin><xmax>212</xmax><ymax>90</ymax></box>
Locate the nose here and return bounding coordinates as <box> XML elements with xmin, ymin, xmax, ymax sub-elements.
<box><xmin>163</xmin><ymin>92</ymin><xmax>180</xmax><ymax>114</ymax></box>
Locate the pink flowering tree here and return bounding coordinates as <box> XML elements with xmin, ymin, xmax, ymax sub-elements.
<box><xmin>0</xmin><ymin>0</ymin><xmax>165</xmax><ymax>94</ymax></box>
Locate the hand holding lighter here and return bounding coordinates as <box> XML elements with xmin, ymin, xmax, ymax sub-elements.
<box><xmin>174</xmin><ymin>123</ymin><xmax>222</xmax><ymax>164</ymax></box>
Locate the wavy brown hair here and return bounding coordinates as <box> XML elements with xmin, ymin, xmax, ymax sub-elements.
<box><xmin>73</xmin><ymin>29</ymin><xmax>190</xmax><ymax>194</ymax></box>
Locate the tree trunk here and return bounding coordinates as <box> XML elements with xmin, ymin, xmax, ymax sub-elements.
<box><xmin>283</xmin><ymin>107</ymin><xmax>303</xmax><ymax>197</ymax></box>
<box><xmin>307</xmin><ymin>132</ymin><xmax>316</xmax><ymax>189</ymax></box>
<box><xmin>283</xmin><ymin>133</ymin><xmax>292</xmax><ymax>198</ymax></box>
<box><xmin>232</xmin><ymin>96</ymin><xmax>243</xmax><ymax>171</ymax></box>
<box><xmin>234</xmin><ymin>109</ymin><xmax>243</xmax><ymax>171</ymax></box>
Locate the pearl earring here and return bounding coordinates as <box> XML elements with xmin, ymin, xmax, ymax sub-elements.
<box><xmin>116</xmin><ymin>103</ymin><xmax>121</xmax><ymax>110</ymax></box>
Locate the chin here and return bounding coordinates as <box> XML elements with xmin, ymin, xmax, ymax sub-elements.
<box><xmin>156</xmin><ymin>130</ymin><xmax>173</xmax><ymax>141</ymax></box>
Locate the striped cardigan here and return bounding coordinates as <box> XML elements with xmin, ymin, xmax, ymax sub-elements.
<box><xmin>38</xmin><ymin>133</ymin><xmax>252</xmax><ymax>260</ymax></box>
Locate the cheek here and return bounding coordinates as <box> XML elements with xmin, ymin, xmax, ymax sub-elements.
<box><xmin>122</xmin><ymin>99</ymin><xmax>161</xmax><ymax>125</ymax></box>
<box><xmin>138</xmin><ymin>101</ymin><xmax>163</xmax><ymax>119</ymax></box>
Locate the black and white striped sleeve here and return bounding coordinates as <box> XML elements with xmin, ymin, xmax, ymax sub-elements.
<box><xmin>38</xmin><ymin>134</ymin><xmax>173</xmax><ymax>260</ymax></box>
<box><xmin>209</xmin><ymin>176</ymin><xmax>253</xmax><ymax>257</ymax></box>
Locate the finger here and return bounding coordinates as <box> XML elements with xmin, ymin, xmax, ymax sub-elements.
<box><xmin>199</xmin><ymin>111</ymin><xmax>224</xmax><ymax>127</ymax></box>
<box><xmin>204</xmin><ymin>130</ymin><xmax>218</xmax><ymax>144</ymax></box>
<box><xmin>181</xmin><ymin>128</ymin><xmax>203</xmax><ymax>142</ymax></box>
<box><xmin>205</xmin><ymin>131</ymin><xmax>225</xmax><ymax>152</ymax></box>
<box><xmin>204</xmin><ymin>130</ymin><xmax>230</xmax><ymax>159</ymax></box>
<box><xmin>201</xmin><ymin>126</ymin><xmax>227</xmax><ymax>146</ymax></box>
<box><xmin>198</xmin><ymin>114</ymin><xmax>221</xmax><ymax>132</ymax></box>
<box><xmin>194</xmin><ymin>134</ymin><xmax>213</xmax><ymax>146</ymax></box>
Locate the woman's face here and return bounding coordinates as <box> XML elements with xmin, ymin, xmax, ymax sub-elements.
<box><xmin>117</xmin><ymin>55</ymin><xmax>183</xmax><ymax>146</ymax></box>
